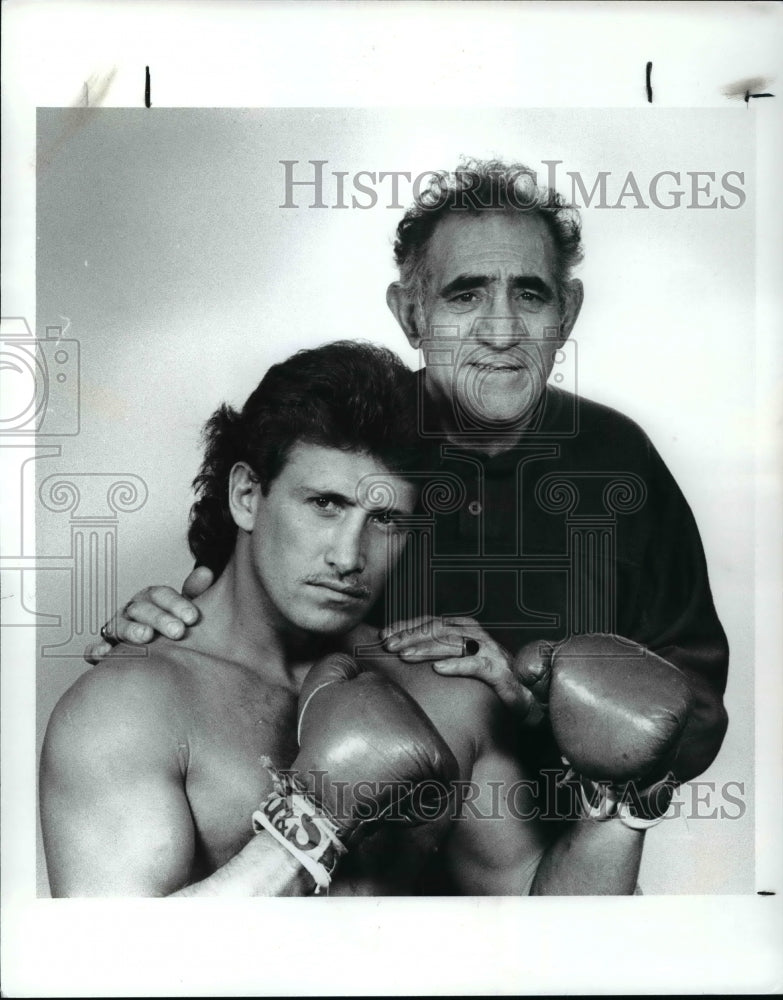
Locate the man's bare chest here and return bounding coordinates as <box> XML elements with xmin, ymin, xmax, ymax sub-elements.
<box><xmin>176</xmin><ymin>667</ymin><xmax>460</xmax><ymax>892</ymax></box>
<box><xmin>180</xmin><ymin>673</ymin><xmax>299</xmax><ymax>872</ymax></box>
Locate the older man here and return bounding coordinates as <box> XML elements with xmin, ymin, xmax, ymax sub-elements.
<box><xmin>377</xmin><ymin>161</ymin><xmax>729</xmax><ymax>785</ymax></box>
<box><xmin>89</xmin><ymin>159</ymin><xmax>728</xmax><ymax>789</ymax></box>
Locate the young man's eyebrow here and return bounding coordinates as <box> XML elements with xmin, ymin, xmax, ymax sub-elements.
<box><xmin>294</xmin><ymin>483</ymin><xmax>411</xmax><ymax>518</ymax></box>
<box><xmin>293</xmin><ymin>485</ymin><xmax>357</xmax><ymax>506</ymax></box>
<box><xmin>293</xmin><ymin>485</ymin><xmax>405</xmax><ymax>513</ymax></box>
<box><xmin>380</xmin><ymin>505</ymin><xmax>411</xmax><ymax>518</ymax></box>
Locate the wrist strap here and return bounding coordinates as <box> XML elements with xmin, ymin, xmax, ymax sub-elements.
<box><xmin>617</xmin><ymin>772</ymin><xmax>675</xmax><ymax>829</ymax></box>
<box><xmin>560</xmin><ymin>758</ymin><xmax>670</xmax><ymax>829</ymax></box>
<box><xmin>252</xmin><ymin>756</ymin><xmax>347</xmax><ymax>895</ymax></box>
<box><xmin>615</xmin><ymin>800</ymin><xmax>668</xmax><ymax>830</ymax></box>
<box><xmin>569</xmin><ymin>772</ymin><xmax>619</xmax><ymax>822</ymax></box>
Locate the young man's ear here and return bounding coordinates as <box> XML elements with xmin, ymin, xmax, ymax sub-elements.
<box><xmin>559</xmin><ymin>278</ymin><xmax>584</xmax><ymax>343</ymax></box>
<box><xmin>386</xmin><ymin>282</ymin><xmax>423</xmax><ymax>349</ymax></box>
<box><xmin>228</xmin><ymin>462</ymin><xmax>260</xmax><ymax>531</ymax></box>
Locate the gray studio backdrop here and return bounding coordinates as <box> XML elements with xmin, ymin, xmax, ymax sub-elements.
<box><xmin>33</xmin><ymin>107</ymin><xmax>754</xmax><ymax>896</ymax></box>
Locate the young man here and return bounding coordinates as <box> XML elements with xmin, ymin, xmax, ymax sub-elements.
<box><xmin>42</xmin><ymin>341</ymin><xmax>682</xmax><ymax>897</ymax></box>
<box><xmin>94</xmin><ymin>160</ymin><xmax>729</xmax><ymax>789</ymax></box>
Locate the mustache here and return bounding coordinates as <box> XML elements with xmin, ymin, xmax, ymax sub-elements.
<box><xmin>304</xmin><ymin>577</ymin><xmax>372</xmax><ymax>599</ymax></box>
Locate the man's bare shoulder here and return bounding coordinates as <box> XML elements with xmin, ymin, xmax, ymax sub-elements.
<box><xmin>44</xmin><ymin>640</ymin><xmax>193</xmax><ymax>764</ymax></box>
<box><xmin>40</xmin><ymin>642</ymin><xmax>210</xmax><ymax>897</ymax></box>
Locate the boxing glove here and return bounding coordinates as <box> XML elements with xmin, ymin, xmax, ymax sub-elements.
<box><xmin>512</xmin><ymin>639</ymin><xmax>557</xmax><ymax>726</ymax></box>
<box><xmin>293</xmin><ymin>653</ymin><xmax>459</xmax><ymax>841</ymax></box>
<box><xmin>549</xmin><ymin>634</ymin><xmax>694</xmax><ymax>826</ymax></box>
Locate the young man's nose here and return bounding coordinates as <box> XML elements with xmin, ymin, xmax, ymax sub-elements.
<box><xmin>325</xmin><ymin>522</ymin><xmax>367</xmax><ymax>576</ymax></box>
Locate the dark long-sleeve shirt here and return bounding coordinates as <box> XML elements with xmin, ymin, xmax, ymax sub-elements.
<box><xmin>371</xmin><ymin>381</ymin><xmax>729</xmax><ymax>782</ymax></box>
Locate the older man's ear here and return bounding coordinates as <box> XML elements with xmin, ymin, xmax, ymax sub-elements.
<box><xmin>559</xmin><ymin>278</ymin><xmax>584</xmax><ymax>342</ymax></box>
<box><xmin>386</xmin><ymin>282</ymin><xmax>423</xmax><ymax>349</ymax></box>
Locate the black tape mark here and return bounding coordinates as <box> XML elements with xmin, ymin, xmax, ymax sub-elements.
<box><xmin>722</xmin><ymin>76</ymin><xmax>775</xmax><ymax>106</ymax></box>
<box><xmin>745</xmin><ymin>90</ymin><xmax>774</xmax><ymax>104</ymax></box>
<box><xmin>646</xmin><ymin>62</ymin><xmax>653</xmax><ymax>103</ymax></box>
<box><xmin>145</xmin><ymin>66</ymin><xmax>151</xmax><ymax>108</ymax></box>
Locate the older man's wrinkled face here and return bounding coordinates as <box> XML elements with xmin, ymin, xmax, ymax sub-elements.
<box><xmin>401</xmin><ymin>212</ymin><xmax>582</xmax><ymax>433</ymax></box>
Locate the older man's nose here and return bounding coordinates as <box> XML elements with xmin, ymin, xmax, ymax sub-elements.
<box><xmin>472</xmin><ymin>313</ymin><xmax>528</xmax><ymax>349</ymax></box>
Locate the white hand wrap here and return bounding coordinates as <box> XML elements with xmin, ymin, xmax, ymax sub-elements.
<box><xmin>252</xmin><ymin>756</ymin><xmax>346</xmax><ymax>895</ymax></box>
